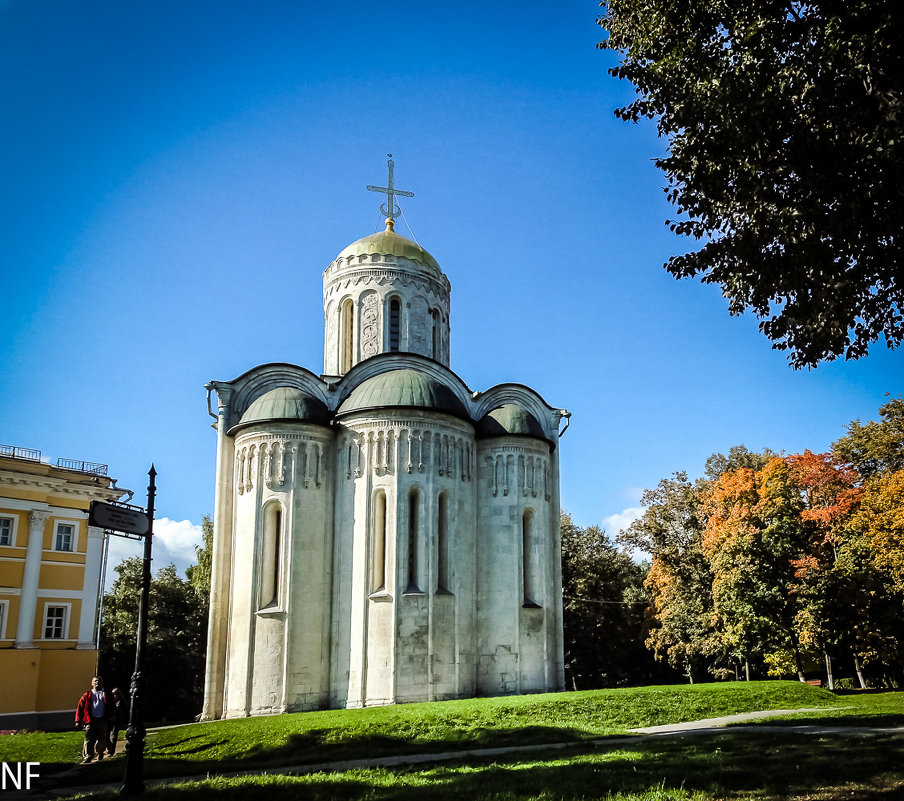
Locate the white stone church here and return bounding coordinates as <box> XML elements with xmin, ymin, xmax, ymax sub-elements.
<box><xmin>202</xmin><ymin>170</ymin><xmax>569</xmax><ymax>718</ymax></box>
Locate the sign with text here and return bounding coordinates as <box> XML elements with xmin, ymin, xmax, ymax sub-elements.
<box><xmin>89</xmin><ymin>501</ymin><xmax>150</xmax><ymax>536</ymax></box>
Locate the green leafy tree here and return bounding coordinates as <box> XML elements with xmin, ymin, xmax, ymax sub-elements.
<box><xmin>599</xmin><ymin>1</ymin><xmax>904</xmax><ymax>367</ymax></box>
<box><xmin>561</xmin><ymin>514</ymin><xmax>671</xmax><ymax>689</ymax></box>
<box><xmin>100</xmin><ymin>542</ymin><xmax>211</xmax><ymax>722</ymax></box>
<box><xmin>833</xmin><ymin>396</ymin><xmax>904</xmax><ymax>478</ymax></box>
<box><xmin>619</xmin><ymin>473</ymin><xmax>715</xmax><ymax>682</ymax></box>
<box><xmin>704</xmin><ymin>445</ymin><xmax>774</xmax><ymax>482</ymax></box>
<box><xmin>186</xmin><ymin>515</ymin><xmax>213</xmax><ymax>605</ymax></box>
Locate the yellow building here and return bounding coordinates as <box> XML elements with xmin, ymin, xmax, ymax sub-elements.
<box><xmin>0</xmin><ymin>445</ymin><xmax>129</xmax><ymax>729</ymax></box>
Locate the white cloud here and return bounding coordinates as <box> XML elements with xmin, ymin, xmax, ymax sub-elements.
<box><xmin>151</xmin><ymin>517</ymin><xmax>204</xmax><ymax>563</ymax></box>
<box><xmin>602</xmin><ymin>506</ymin><xmax>644</xmax><ymax>537</ymax></box>
<box><xmin>100</xmin><ymin>517</ymin><xmax>204</xmax><ymax>590</ymax></box>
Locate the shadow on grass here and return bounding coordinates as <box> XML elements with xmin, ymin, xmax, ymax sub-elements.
<box><xmin>88</xmin><ymin>730</ymin><xmax>904</xmax><ymax>801</ymax></box>
<box><xmin>736</xmin><ymin>712</ymin><xmax>904</xmax><ymax>730</ymax></box>
<box><xmin>141</xmin><ymin>724</ymin><xmax>598</xmax><ymax>778</ymax></box>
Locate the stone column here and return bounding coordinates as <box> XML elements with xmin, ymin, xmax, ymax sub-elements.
<box><xmin>202</xmin><ymin>384</ymin><xmax>235</xmax><ymax>720</ymax></box>
<box><xmin>549</xmin><ymin>432</ymin><xmax>566</xmax><ymax>691</ymax></box>
<box><xmin>77</xmin><ymin>525</ymin><xmax>105</xmax><ymax>649</ymax></box>
<box><xmin>15</xmin><ymin>510</ymin><xmax>50</xmax><ymax>648</ymax></box>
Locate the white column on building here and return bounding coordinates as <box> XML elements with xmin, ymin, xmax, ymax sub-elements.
<box><xmin>77</xmin><ymin>525</ymin><xmax>105</xmax><ymax>649</ymax></box>
<box><xmin>15</xmin><ymin>509</ymin><xmax>50</xmax><ymax>649</ymax></box>
<box><xmin>202</xmin><ymin>384</ymin><xmax>235</xmax><ymax>720</ymax></box>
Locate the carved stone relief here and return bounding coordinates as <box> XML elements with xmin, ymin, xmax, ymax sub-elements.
<box><xmin>360</xmin><ymin>292</ymin><xmax>380</xmax><ymax>358</ymax></box>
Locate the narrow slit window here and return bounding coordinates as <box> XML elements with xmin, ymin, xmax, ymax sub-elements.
<box><xmin>371</xmin><ymin>490</ymin><xmax>387</xmax><ymax>593</ymax></box>
<box><xmin>522</xmin><ymin>510</ymin><xmax>539</xmax><ymax>607</ymax></box>
<box><xmin>261</xmin><ymin>504</ymin><xmax>281</xmax><ymax>607</ymax></box>
<box><xmin>406</xmin><ymin>489</ymin><xmax>419</xmax><ymax>592</ymax></box>
<box><xmin>437</xmin><ymin>493</ymin><xmax>449</xmax><ymax>593</ymax></box>
<box><xmin>431</xmin><ymin>309</ymin><xmax>441</xmax><ymax>359</ymax></box>
<box><xmin>389</xmin><ymin>298</ymin><xmax>401</xmax><ymax>352</ymax></box>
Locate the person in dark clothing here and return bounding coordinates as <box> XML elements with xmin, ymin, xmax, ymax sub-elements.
<box><xmin>74</xmin><ymin>676</ymin><xmax>110</xmax><ymax>763</ymax></box>
<box><xmin>106</xmin><ymin>687</ymin><xmax>128</xmax><ymax>757</ymax></box>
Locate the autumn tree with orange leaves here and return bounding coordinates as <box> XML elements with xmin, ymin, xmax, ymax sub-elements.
<box><xmin>785</xmin><ymin>451</ymin><xmax>863</xmax><ymax>688</ymax></box>
<box><xmin>702</xmin><ymin>459</ymin><xmax>810</xmax><ymax>681</ymax></box>
<box><xmin>624</xmin><ymin>401</ymin><xmax>904</xmax><ymax>686</ymax></box>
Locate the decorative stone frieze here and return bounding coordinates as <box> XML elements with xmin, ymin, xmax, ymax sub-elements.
<box><xmin>236</xmin><ymin>431</ymin><xmax>330</xmax><ymax>493</ymax></box>
<box><xmin>339</xmin><ymin>420</ymin><xmax>474</xmax><ymax>481</ymax></box>
<box><xmin>482</xmin><ymin>443</ymin><xmax>551</xmax><ymax>500</ymax></box>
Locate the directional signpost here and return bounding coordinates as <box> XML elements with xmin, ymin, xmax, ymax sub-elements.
<box><xmin>89</xmin><ymin>502</ymin><xmax>149</xmax><ymax>536</ymax></box>
<box><xmin>89</xmin><ymin>465</ymin><xmax>156</xmax><ymax>797</ymax></box>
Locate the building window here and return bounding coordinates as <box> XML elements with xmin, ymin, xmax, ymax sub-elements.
<box><xmin>431</xmin><ymin>309</ymin><xmax>441</xmax><ymax>359</ymax></box>
<box><xmin>0</xmin><ymin>600</ymin><xmax>8</xmax><ymax>640</ymax></box>
<box><xmin>0</xmin><ymin>516</ymin><xmax>14</xmax><ymax>547</ymax></box>
<box><xmin>43</xmin><ymin>605</ymin><xmax>68</xmax><ymax>639</ymax></box>
<box><xmin>340</xmin><ymin>298</ymin><xmax>354</xmax><ymax>373</ymax></box>
<box><xmin>389</xmin><ymin>297</ymin><xmax>401</xmax><ymax>352</ymax></box>
<box><xmin>54</xmin><ymin>522</ymin><xmax>75</xmax><ymax>552</ymax></box>
<box><xmin>406</xmin><ymin>488</ymin><xmax>420</xmax><ymax>592</ymax></box>
<box><xmin>522</xmin><ymin>510</ymin><xmax>539</xmax><ymax>608</ymax></box>
<box><xmin>437</xmin><ymin>492</ymin><xmax>450</xmax><ymax>593</ymax></box>
<box><xmin>260</xmin><ymin>503</ymin><xmax>282</xmax><ymax>608</ymax></box>
<box><xmin>370</xmin><ymin>490</ymin><xmax>387</xmax><ymax>593</ymax></box>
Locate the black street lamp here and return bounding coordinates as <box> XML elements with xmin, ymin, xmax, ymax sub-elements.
<box><xmin>120</xmin><ymin>465</ymin><xmax>156</xmax><ymax>796</ymax></box>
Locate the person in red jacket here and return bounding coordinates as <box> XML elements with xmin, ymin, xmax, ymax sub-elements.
<box><xmin>74</xmin><ymin>676</ymin><xmax>110</xmax><ymax>763</ymax></box>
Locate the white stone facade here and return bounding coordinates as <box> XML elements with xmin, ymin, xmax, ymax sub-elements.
<box><xmin>203</xmin><ymin>221</ymin><xmax>568</xmax><ymax>718</ymax></box>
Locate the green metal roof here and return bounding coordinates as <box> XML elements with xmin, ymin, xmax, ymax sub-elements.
<box><xmin>335</xmin><ymin>229</ymin><xmax>440</xmax><ymax>272</ymax></box>
<box><xmin>231</xmin><ymin>387</ymin><xmax>330</xmax><ymax>432</ymax></box>
<box><xmin>338</xmin><ymin>369</ymin><xmax>467</xmax><ymax>418</ymax></box>
<box><xmin>477</xmin><ymin>404</ymin><xmax>546</xmax><ymax>440</ymax></box>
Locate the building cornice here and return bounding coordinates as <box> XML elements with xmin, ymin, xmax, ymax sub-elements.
<box><xmin>0</xmin><ymin>471</ymin><xmax>127</xmax><ymax>504</ymax></box>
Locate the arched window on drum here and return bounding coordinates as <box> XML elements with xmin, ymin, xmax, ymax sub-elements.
<box><xmin>388</xmin><ymin>297</ymin><xmax>401</xmax><ymax>352</ymax></box>
<box><xmin>340</xmin><ymin>298</ymin><xmax>354</xmax><ymax>373</ymax></box>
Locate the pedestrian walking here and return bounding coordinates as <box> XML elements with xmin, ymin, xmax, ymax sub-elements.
<box><xmin>74</xmin><ymin>676</ymin><xmax>110</xmax><ymax>763</ymax></box>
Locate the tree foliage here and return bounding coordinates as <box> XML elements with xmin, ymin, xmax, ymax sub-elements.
<box><xmin>619</xmin><ymin>473</ymin><xmax>714</xmax><ymax>681</ymax></box>
<box><xmin>622</xmin><ymin>418</ymin><xmax>904</xmax><ymax>686</ymax></box>
<box><xmin>186</xmin><ymin>515</ymin><xmax>213</xmax><ymax>607</ymax></box>
<box><xmin>833</xmin><ymin>396</ymin><xmax>904</xmax><ymax>478</ymax></box>
<box><xmin>599</xmin><ymin>1</ymin><xmax>904</xmax><ymax>367</ymax></box>
<box><xmin>99</xmin><ymin>522</ymin><xmax>212</xmax><ymax>723</ymax></box>
<box><xmin>703</xmin><ymin>460</ymin><xmax>809</xmax><ymax>677</ymax></box>
<box><xmin>561</xmin><ymin>514</ymin><xmax>676</xmax><ymax>688</ymax></box>
<box><xmin>850</xmin><ymin>470</ymin><xmax>904</xmax><ymax>596</ymax></box>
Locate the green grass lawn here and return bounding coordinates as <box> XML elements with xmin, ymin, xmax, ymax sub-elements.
<box><xmin>64</xmin><ymin>729</ymin><xmax>904</xmax><ymax>801</ymax></box>
<box><xmin>1</xmin><ymin>681</ymin><xmax>901</xmax><ymax>799</ymax></box>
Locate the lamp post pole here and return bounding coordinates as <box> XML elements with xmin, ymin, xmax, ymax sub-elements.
<box><xmin>121</xmin><ymin>465</ymin><xmax>156</xmax><ymax>796</ymax></box>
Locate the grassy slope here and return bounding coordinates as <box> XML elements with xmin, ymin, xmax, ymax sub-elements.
<box><xmin>141</xmin><ymin>680</ymin><xmax>841</xmax><ymax>768</ymax></box>
<box><xmin>3</xmin><ymin>681</ymin><xmax>902</xmax><ymax>798</ymax></box>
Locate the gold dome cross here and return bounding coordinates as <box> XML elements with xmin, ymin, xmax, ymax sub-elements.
<box><xmin>366</xmin><ymin>155</ymin><xmax>414</xmax><ymax>222</ymax></box>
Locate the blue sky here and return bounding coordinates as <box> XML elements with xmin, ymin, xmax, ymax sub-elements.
<box><xmin>1</xmin><ymin>0</ymin><xmax>899</xmax><ymax>578</ymax></box>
